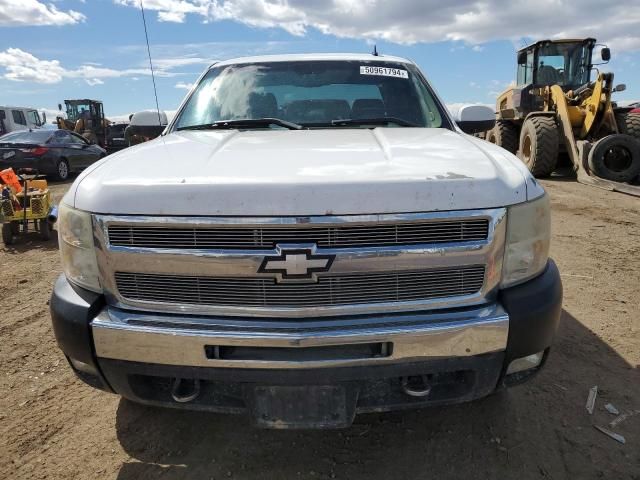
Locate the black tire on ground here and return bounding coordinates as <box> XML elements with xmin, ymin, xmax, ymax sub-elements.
<box><xmin>56</xmin><ymin>159</ymin><xmax>70</xmax><ymax>181</ymax></box>
<box><xmin>519</xmin><ymin>116</ymin><xmax>559</xmax><ymax>177</ymax></box>
<box><xmin>2</xmin><ymin>223</ymin><xmax>15</xmax><ymax>245</ymax></box>
<box><xmin>587</xmin><ymin>134</ymin><xmax>640</xmax><ymax>183</ymax></box>
<box><xmin>39</xmin><ymin>219</ymin><xmax>52</xmax><ymax>240</ymax></box>
<box><xmin>615</xmin><ymin>112</ymin><xmax>640</xmax><ymax>140</ymax></box>
<box><xmin>487</xmin><ymin>120</ymin><xmax>519</xmax><ymax>154</ymax></box>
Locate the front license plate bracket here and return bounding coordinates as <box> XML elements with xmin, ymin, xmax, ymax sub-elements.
<box><xmin>247</xmin><ymin>385</ymin><xmax>358</xmax><ymax>429</ymax></box>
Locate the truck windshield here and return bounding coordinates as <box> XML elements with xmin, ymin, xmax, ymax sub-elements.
<box><xmin>174</xmin><ymin>61</ymin><xmax>447</xmax><ymax>130</ymax></box>
<box><xmin>536</xmin><ymin>42</ymin><xmax>591</xmax><ymax>89</ymax></box>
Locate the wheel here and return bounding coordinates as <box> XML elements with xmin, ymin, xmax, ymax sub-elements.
<box><xmin>487</xmin><ymin>120</ymin><xmax>519</xmax><ymax>154</ymax></box>
<box><xmin>519</xmin><ymin>116</ymin><xmax>559</xmax><ymax>177</ymax></box>
<box><xmin>39</xmin><ymin>218</ymin><xmax>52</xmax><ymax>240</ymax></box>
<box><xmin>588</xmin><ymin>134</ymin><xmax>640</xmax><ymax>183</ymax></box>
<box><xmin>2</xmin><ymin>223</ymin><xmax>15</xmax><ymax>245</ymax></box>
<box><xmin>55</xmin><ymin>159</ymin><xmax>70</xmax><ymax>181</ymax></box>
<box><xmin>615</xmin><ymin>112</ymin><xmax>640</xmax><ymax>140</ymax></box>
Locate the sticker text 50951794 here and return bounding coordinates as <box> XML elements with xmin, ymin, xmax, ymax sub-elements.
<box><xmin>360</xmin><ymin>66</ymin><xmax>409</xmax><ymax>79</ymax></box>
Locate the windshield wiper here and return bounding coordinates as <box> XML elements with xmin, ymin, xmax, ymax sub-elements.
<box><xmin>330</xmin><ymin>117</ymin><xmax>420</xmax><ymax>127</ymax></box>
<box><xmin>177</xmin><ymin>118</ymin><xmax>303</xmax><ymax>131</ymax></box>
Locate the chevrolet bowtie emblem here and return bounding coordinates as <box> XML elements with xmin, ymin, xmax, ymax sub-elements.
<box><xmin>258</xmin><ymin>247</ymin><xmax>335</xmax><ymax>282</ymax></box>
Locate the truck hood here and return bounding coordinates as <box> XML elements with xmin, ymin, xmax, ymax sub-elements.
<box><xmin>71</xmin><ymin>128</ymin><xmax>533</xmax><ymax>216</ymax></box>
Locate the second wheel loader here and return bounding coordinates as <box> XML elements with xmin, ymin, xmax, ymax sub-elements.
<box><xmin>485</xmin><ymin>38</ymin><xmax>640</xmax><ymax>196</ymax></box>
<box><xmin>56</xmin><ymin>99</ymin><xmax>109</xmax><ymax>148</ymax></box>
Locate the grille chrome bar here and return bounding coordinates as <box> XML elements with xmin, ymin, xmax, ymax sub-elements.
<box><xmin>94</xmin><ymin>209</ymin><xmax>507</xmax><ymax>318</ymax></box>
<box><xmin>115</xmin><ymin>266</ymin><xmax>485</xmax><ymax>309</ymax></box>
<box><xmin>108</xmin><ymin>219</ymin><xmax>489</xmax><ymax>249</ymax></box>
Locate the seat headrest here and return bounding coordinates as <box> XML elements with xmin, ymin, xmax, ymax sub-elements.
<box><xmin>285</xmin><ymin>99</ymin><xmax>351</xmax><ymax>123</ymax></box>
<box><xmin>248</xmin><ymin>92</ymin><xmax>278</xmax><ymax>118</ymax></box>
<box><xmin>352</xmin><ymin>99</ymin><xmax>386</xmax><ymax>119</ymax></box>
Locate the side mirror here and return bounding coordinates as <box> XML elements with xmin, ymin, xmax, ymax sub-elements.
<box><xmin>601</xmin><ymin>47</ymin><xmax>611</xmax><ymax>62</ymax></box>
<box><xmin>613</xmin><ymin>84</ymin><xmax>626</xmax><ymax>93</ymax></box>
<box><xmin>517</xmin><ymin>51</ymin><xmax>527</xmax><ymax>65</ymax></box>
<box><xmin>58</xmin><ymin>103</ymin><xmax>62</xmax><ymax>111</ymax></box>
<box><xmin>42</xmin><ymin>112</ymin><xmax>47</xmax><ymax>125</ymax></box>
<box><xmin>454</xmin><ymin>105</ymin><xmax>496</xmax><ymax>135</ymax></box>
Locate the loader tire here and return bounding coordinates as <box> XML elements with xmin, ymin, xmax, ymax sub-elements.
<box><xmin>487</xmin><ymin>120</ymin><xmax>519</xmax><ymax>154</ymax></box>
<box><xmin>519</xmin><ymin>116</ymin><xmax>559</xmax><ymax>177</ymax></box>
<box><xmin>588</xmin><ymin>134</ymin><xmax>640</xmax><ymax>183</ymax></box>
<box><xmin>615</xmin><ymin>112</ymin><xmax>640</xmax><ymax>140</ymax></box>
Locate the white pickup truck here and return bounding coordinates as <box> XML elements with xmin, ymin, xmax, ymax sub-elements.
<box><xmin>50</xmin><ymin>53</ymin><xmax>562</xmax><ymax>429</ymax></box>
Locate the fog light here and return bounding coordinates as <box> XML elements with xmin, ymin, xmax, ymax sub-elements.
<box><xmin>506</xmin><ymin>351</ymin><xmax>544</xmax><ymax>375</ymax></box>
<box><xmin>69</xmin><ymin>358</ymin><xmax>99</xmax><ymax>376</ymax></box>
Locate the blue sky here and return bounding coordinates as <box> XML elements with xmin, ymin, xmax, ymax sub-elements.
<box><xmin>1</xmin><ymin>0</ymin><xmax>639</xmax><ymax>119</ymax></box>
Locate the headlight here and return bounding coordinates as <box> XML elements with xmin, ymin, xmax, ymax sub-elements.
<box><xmin>501</xmin><ymin>194</ymin><xmax>550</xmax><ymax>288</ymax></box>
<box><xmin>58</xmin><ymin>203</ymin><xmax>102</xmax><ymax>293</ymax></box>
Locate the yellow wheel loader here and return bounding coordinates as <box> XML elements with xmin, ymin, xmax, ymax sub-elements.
<box><xmin>486</xmin><ymin>38</ymin><xmax>640</xmax><ymax>196</ymax></box>
<box><xmin>55</xmin><ymin>99</ymin><xmax>109</xmax><ymax>148</ymax></box>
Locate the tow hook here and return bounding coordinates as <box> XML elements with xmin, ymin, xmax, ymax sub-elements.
<box><xmin>170</xmin><ymin>378</ymin><xmax>201</xmax><ymax>403</ymax></box>
<box><xmin>400</xmin><ymin>375</ymin><xmax>432</xmax><ymax>398</ymax></box>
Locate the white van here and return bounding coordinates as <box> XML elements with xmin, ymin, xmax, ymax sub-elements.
<box><xmin>0</xmin><ymin>106</ymin><xmax>46</xmax><ymax>136</ymax></box>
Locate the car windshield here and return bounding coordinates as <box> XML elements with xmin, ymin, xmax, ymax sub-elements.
<box><xmin>173</xmin><ymin>60</ymin><xmax>447</xmax><ymax>130</ymax></box>
<box><xmin>0</xmin><ymin>130</ymin><xmax>52</xmax><ymax>144</ymax></box>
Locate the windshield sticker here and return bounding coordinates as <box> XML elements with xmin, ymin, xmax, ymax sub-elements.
<box><xmin>360</xmin><ymin>66</ymin><xmax>408</xmax><ymax>79</ymax></box>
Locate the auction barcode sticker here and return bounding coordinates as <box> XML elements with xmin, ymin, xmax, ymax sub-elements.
<box><xmin>360</xmin><ymin>66</ymin><xmax>408</xmax><ymax>78</ymax></box>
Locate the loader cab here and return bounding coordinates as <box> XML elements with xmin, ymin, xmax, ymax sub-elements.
<box><xmin>516</xmin><ymin>38</ymin><xmax>597</xmax><ymax>91</ymax></box>
<box><xmin>61</xmin><ymin>99</ymin><xmax>106</xmax><ymax>146</ymax></box>
<box><xmin>63</xmin><ymin>100</ymin><xmax>104</xmax><ymax>125</ymax></box>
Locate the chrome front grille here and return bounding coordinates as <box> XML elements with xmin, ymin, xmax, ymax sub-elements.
<box><xmin>95</xmin><ymin>209</ymin><xmax>507</xmax><ymax>318</ymax></box>
<box><xmin>107</xmin><ymin>219</ymin><xmax>489</xmax><ymax>249</ymax></box>
<box><xmin>115</xmin><ymin>266</ymin><xmax>486</xmax><ymax>309</ymax></box>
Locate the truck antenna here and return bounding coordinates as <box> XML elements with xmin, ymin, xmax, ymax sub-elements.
<box><xmin>372</xmin><ymin>45</ymin><xmax>379</xmax><ymax>56</ymax></box>
<box><xmin>139</xmin><ymin>0</ymin><xmax>162</xmax><ymax>126</ymax></box>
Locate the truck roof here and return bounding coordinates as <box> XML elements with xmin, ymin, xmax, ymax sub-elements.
<box><xmin>212</xmin><ymin>53</ymin><xmax>415</xmax><ymax>68</ymax></box>
<box><xmin>0</xmin><ymin>106</ymin><xmax>40</xmax><ymax>110</ymax></box>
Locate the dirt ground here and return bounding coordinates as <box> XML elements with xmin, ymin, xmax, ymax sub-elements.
<box><xmin>1</xmin><ymin>175</ymin><xmax>639</xmax><ymax>480</ymax></box>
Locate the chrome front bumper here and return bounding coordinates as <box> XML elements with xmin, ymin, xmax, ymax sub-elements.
<box><xmin>92</xmin><ymin>303</ymin><xmax>509</xmax><ymax>370</ymax></box>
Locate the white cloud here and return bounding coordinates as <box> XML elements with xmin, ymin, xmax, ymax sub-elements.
<box><xmin>113</xmin><ymin>0</ymin><xmax>640</xmax><ymax>52</ymax></box>
<box><xmin>39</xmin><ymin>107</ymin><xmax>65</xmax><ymax>123</ymax></box>
<box><xmin>0</xmin><ymin>48</ymin><xmax>205</xmax><ymax>85</ymax></box>
<box><xmin>175</xmin><ymin>81</ymin><xmax>194</xmax><ymax>90</ymax></box>
<box><xmin>153</xmin><ymin>56</ymin><xmax>210</xmax><ymax>70</ymax></box>
<box><xmin>158</xmin><ymin>9</ymin><xmax>187</xmax><ymax>22</ymax></box>
<box><xmin>0</xmin><ymin>0</ymin><xmax>85</xmax><ymax>26</ymax></box>
<box><xmin>0</xmin><ymin>48</ymin><xmax>66</xmax><ymax>83</ymax></box>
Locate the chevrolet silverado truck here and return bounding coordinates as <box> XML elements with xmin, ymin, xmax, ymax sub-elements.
<box><xmin>50</xmin><ymin>53</ymin><xmax>562</xmax><ymax>429</ymax></box>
